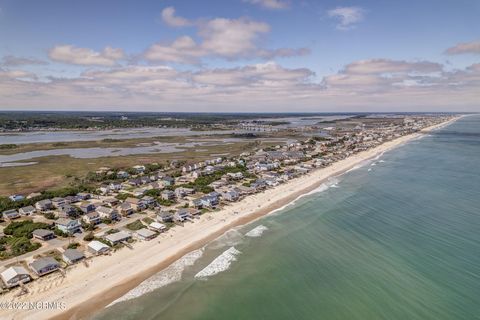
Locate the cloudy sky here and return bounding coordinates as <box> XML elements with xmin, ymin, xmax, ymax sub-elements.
<box><xmin>0</xmin><ymin>0</ymin><xmax>479</xmax><ymax>112</ymax></box>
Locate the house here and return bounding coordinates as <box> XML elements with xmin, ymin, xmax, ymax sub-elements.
<box><xmin>161</xmin><ymin>190</ymin><xmax>175</xmax><ymax>201</ymax></box>
<box><xmin>88</xmin><ymin>240</ymin><xmax>110</xmax><ymax>255</ymax></box>
<box><xmin>174</xmin><ymin>187</ymin><xmax>194</xmax><ymax>198</ymax></box>
<box><xmin>2</xmin><ymin>209</ymin><xmax>20</xmax><ymax>220</ymax></box>
<box><xmin>1</xmin><ymin>266</ymin><xmax>31</xmax><ymax>288</ymax></box>
<box><xmin>174</xmin><ymin>208</ymin><xmax>192</xmax><ymax>222</ymax></box>
<box><xmin>105</xmin><ymin>231</ymin><xmax>131</xmax><ymax>245</ymax></box>
<box><xmin>117</xmin><ymin>170</ymin><xmax>129</xmax><ymax>179</ymax></box>
<box><xmin>132</xmin><ymin>187</ymin><xmax>147</xmax><ymax>197</ymax></box>
<box><xmin>221</xmin><ymin>190</ymin><xmax>240</xmax><ymax>202</ymax></box>
<box><xmin>55</xmin><ymin>218</ymin><xmax>81</xmax><ymax>234</ymax></box>
<box><xmin>190</xmin><ymin>198</ymin><xmax>203</xmax><ymax>209</ymax></box>
<box><xmin>103</xmin><ymin>197</ymin><xmax>119</xmax><ymax>207</ymax></box>
<box><xmin>62</xmin><ymin>249</ymin><xmax>85</xmax><ymax>264</ymax></box>
<box><xmin>65</xmin><ymin>195</ymin><xmax>79</xmax><ymax>203</ymax></box>
<box><xmin>8</xmin><ymin>194</ymin><xmax>24</xmax><ymax>202</ymax></box>
<box><xmin>135</xmin><ymin>228</ymin><xmax>157</xmax><ymax>241</ymax></box>
<box><xmin>79</xmin><ymin>201</ymin><xmax>96</xmax><ymax>214</ymax></box>
<box><xmin>76</xmin><ymin>192</ymin><xmax>91</xmax><ymax>201</ymax></box>
<box><xmin>157</xmin><ymin>211</ymin><xmax>174</xmax><ymax>223</ymax></box>
<box><xmin>109</xmin><ymin>182</ymin><xmax>123</xmax><ymax>191</ymax></box>
<box><xmin>51</xmin><ymin>197</ymin><xmax>66</xmax><ymax>208</ymax></box>
<box><xmin>118</xmin><ymin>202</ymin><xmax>134</xmax><ymax>216</ymax></box>
<box><xmin>162</xmin><ymin>176</ymin><xmax>175</xmax><ymax>187</ymax></box>
<box><xmin>32</xmin><ymin>229</ymin><xmax>55</xmax><ymax>241</ymax></box>
<box><xmin>125</xmin><ymin>197</ymin><xmax>147</xmax><ymax>211</ymax></box>
<box><xmin>59</xmin><ymin>204</ymin><xmax>77</xmax><ymax>218</ymax></box>
<box><xmin>132</xmin><ymin>165</ymin><xmax>146</xmax><ymax>173</ymax></box>
<box><xmin>128</xmin><ymin>178</ymin><xmax>142</xmax><ymax>186</ymax></box>
<box><xmin>200</xmin><ymin>194</ymin><xmax>219</xmax><ymax>208</ymax></box>
<box><xmin>149</xmin><ymin>222</ymin><xmax>167</xmax><ymax>232</ymax></box>
<box><xmin>98</xmin><ymin>185</ymin><xmax>110</xmax><ymax>195</ymax></box>
<box><xmin>29</xmin><ymin>257</ymin><xmax>60</xmax><ymax>276</ymax></box>
<box><xmin>35</xmin><ymin>199</ymin><xmax>53</xmax><ymax>211</ymax></box>
<box><xmin>96</xmin><ymin>206</ymin><xmax>120</xmax><ymax>221</ymax></box>
<box><xmin>83</xmin><ymin>212</ymin><xmax>101</xmax><ymax>225</ymax></box>
<box><xmin>19</xmin><ymin>205</ymin><xmax>36</xmax><ymax>216</ymax></box>
<box><xmin>141</xmin><ymin>196</ymin><xmax>156</xmax><ymax>207</ymax></box>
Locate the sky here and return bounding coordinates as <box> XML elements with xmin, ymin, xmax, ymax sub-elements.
<box><xmin>0</xmin><ymin>0</ymin><xmax>479</xmax><ymax>112</ymax></box>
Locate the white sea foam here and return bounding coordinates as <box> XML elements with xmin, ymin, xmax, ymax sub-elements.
<box><xmin>194</xmin><ymin>247</ymin><xmax>241</xmax><ymax>279</ymax></box>
<box><xmin>371</xmin><ymin>162</ymin><xmax>377</xmax><ymax>166</ymax></box>
<box><xmin>267</xmin><ymin>178</ymin><xmax>339</xmax><ymax>217</ymax></box>
<box><xmin>379</xmin><ymin>160</ymin><xmax>386</xmax><ymax>163</ymax></box>
<box><xmin>368</xmin><ymin>168</ymin><xmax>372</xmax><ymax>172</ymax></box>
<box><xmin>245</xmin><ymin>225</ymin><xmax>268</xmax><ymax>238</ymax></box>
<box><xmin>209</xmin><ymin>229</ymin><xmax>244</xmax><ymax>250</ymax></box>
<box><xmin>345</xmin><ymin>164</ymin><xmax>363</xmax><ymax>173</ymax></box>
<box><xmin>107</xmin><ymin>248</ymin><xmax>204</xmax><ymax>307</ymax></box>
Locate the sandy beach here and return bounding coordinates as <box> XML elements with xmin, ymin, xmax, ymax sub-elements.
<box><xmin>0</xmin><ymin>117</ymin><xmax>458</xmax><ymax>320</ymax></box>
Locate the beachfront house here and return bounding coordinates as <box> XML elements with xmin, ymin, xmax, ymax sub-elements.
<box><xmin>133</xmin><ymin>165</ymin><xmax>146</xmax><ymax>173</ymax></box>
<box><xmin>19</xmin><ymin>205</ymin><xmax>36</xmax><ymax>216</ymax></box>
<box><xmin>117</xmin><ymin>171</ymin><xmax>129</xmax><ymax>179</ymax></box>
<box><xmin>88</xmin><ymin>240</ymin><xmax>110</xmax><ymax>255</ymax></box>
<box><xmin>29</xmin><ymin>257</ymin><xmax>60</xmax><ymax>276</ymax></box>
<box><xmin>32</xmin><ymin>229</ymin><xmax>55</xmax><ymax>241</ymax></box>
<box><xmin>62</xmin><ymin>249</ymin><xmax>85</xmax><ymax>264</ymax></box>
<box><xmin>0</xmin><ymin>266</ymin><xmax>31</xmax><ymax>288</ymax></box>
<box><xmin>55</xmin><ymin>218</ymin><xmax>81</xmax><ymax>234</ymax></box>
<box><xmin>221</xmin><ymin>190</ymin><xmax>240</xmax><ymax>202</ymax></box>
<box><xmin>174</xmin><ymin>208</ymin><xmax>192</xmax><ymax>222</ymax></box>
<box><xmin>149</xmin><ymin>222</ymin><xmax>167</xmax><ymax>233</ymax></box>
<box><xmin>199</xmin><ymin>194</ymin><xmax>219</xmax><ymax>208</ymax></box>
<box><xmin>135</xmin><ymin>228</ymin><xmax>157</xmax><ymax>241</ymax></box>
<box><xmin>35</xmin><ymin>199</ymin><xmax>53</xmax><ymax>211</ymax></box>
<box><xmin>104</xmin><ymin>231</ymin><xmax>131</xmax><ymax>246</ymax></box>
<box><xmin>156</xmin><ymin>211</ymin><xmax>174</xmax><ymax>223</ymax></box>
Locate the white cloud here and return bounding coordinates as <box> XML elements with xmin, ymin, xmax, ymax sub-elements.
<box><xmin>445</xmin><ymin>40</ymin><xmax>480</xmax><ymax>55</ymax></box>
<box><xmin>161</xmin><ymin>6</ymin><xmax>192</xmax><ymax>27</ymax></box>
<box><xmin>244</xmin><ymin>0</ymin><xmax>289</xmax><ymax>10</ymax></box>
<box><xmin>1</xmin><ymin>55</ymin><xmax>48</xmax><ymax>66</ymax></box>
<box><xmin>1</xmin><ymin>59</ymin><xmax>478</xmax><ymax>112</ymax></box>
<box><xmin>327</xmin><ymin>6</ymin><xmax>365</xmax><ymax>30</ymax></box>
<box><xmin>199</xmin><ymin>18</ymin><xmax>270</xmax><ymax>58</ymax></box>
<box><xmin>48</xmin><ymin>45</ymin><xmax>125</xmax><ymax>66</ymax></box>
<box><xmin>145</xmin><ymin>15</ymin><xmax>307</xmax><ymax>63</ymax></box>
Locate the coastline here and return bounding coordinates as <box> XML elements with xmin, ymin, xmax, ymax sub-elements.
<box><xmin>0</xmin><ymin>117</ymin><xmax>459</xmax><ymax>320</ymax></box>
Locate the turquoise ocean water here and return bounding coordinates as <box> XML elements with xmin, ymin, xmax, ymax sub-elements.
<box><xmin>93</xmin><ymin>115</ymin><xmax>480</xmax><ymax>320</ymax></box>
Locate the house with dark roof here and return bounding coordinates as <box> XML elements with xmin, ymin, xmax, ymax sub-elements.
<box><xmin>62</xmin><ymin>249</ymin><xmax>85</xmax><ymax>264</ymax></box>
<box><xmin>32</xmin><ymin>229</ymin><xmax>55</xmax><ymax>241</ymax></box>
<box><xmin>29</xmin><ymin>257</ymin><xmax>60</xmax><ymax>276</ymax></box>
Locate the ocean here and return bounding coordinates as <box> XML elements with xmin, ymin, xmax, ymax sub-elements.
<box><xmin>92</xmin><ymin>115</ymin><xmax>480</xmax><ymax>320</ymax></box>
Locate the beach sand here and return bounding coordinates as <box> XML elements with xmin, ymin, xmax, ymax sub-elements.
<box><xmin>0</xmin><ymin>117</ymin><xmax>458</xmax><ymax>320</ymax></box>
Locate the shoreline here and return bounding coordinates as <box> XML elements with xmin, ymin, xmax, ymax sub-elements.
<box><xmin>0</xmin><ymin>117</ymin><xmax>459</xmax><ymax>320</ymax></box>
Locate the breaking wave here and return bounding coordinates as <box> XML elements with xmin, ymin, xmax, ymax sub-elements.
<box><xmin>107</xmin><ymin>248</ymin><xmax>204</xmax><ymax>307</ymax></box>
<box><xmin>194</xmin><ymin>247</ymin><xmax>241</xmax><ymax>279</ymax></box>
<box><xmin>245</xmin><ymin>225</ymin><xmax>268</xmax><ymax>238</ymax></box>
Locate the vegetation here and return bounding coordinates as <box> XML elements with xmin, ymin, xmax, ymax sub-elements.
<box><xmin>0</xmin><ymin>144</ymin><xmax>17</xmax><ymax>150</ymax></box>
<box><xmin>0</xmin><ymin>236</ymin><xmax>41</xmax><ymax>259</ymax></box>
<box><xmin>3</xmin><ymin>221</ymin><xmax>51</xmax><ymax>238</ymax></box>
<box><xmin>67</xmin><ymin>242</ymin><xmax>80</xmax><ymax>249</ymax></box>
<box><xmin>126</xmin><ymin>220</ymin><xmax>144</xmax><ymax>231</ymax></box>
